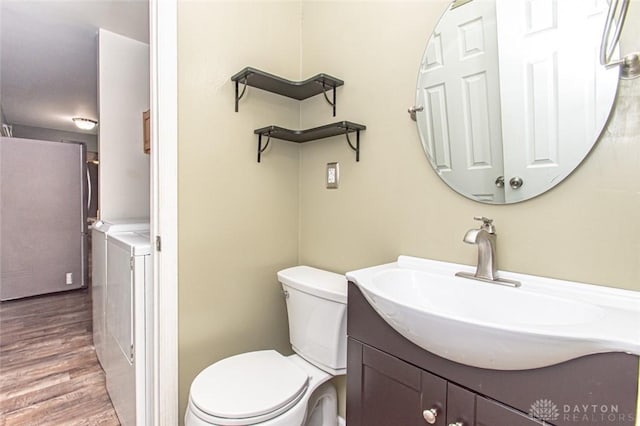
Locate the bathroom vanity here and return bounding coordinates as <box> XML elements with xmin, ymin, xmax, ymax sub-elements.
<box><xmin>346</xmin><ymin>282</ymin><xmax>639</xmax><ymax>426</ymax></box>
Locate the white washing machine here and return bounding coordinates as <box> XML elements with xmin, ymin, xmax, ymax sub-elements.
<box><xmin>91</xmin><ymin>219</ymin><xmax>149</xmax><ymax>368</ymax></box>
<box><xmin>105</xmin><ymin>229</ymin><xmax>151</xmax><ymax>426</ymax></box>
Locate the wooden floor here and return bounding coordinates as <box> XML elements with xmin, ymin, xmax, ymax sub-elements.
<box><xmin>0</xmin><ymin>289</ymin><xmax>120</xmax><ymax>425</ymax></box>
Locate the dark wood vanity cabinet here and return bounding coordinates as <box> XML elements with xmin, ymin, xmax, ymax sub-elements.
<box><xmin>351</xmin><ymin>340</ymin><xmax>447</xmax><ymax>425</ymax></box>
<box><xmin>349</xmin><ymin>339</ymin><xmax>543</xmax><ymax>426</ymax></box>
<box><xmin>346</xmin><ymin>283</ymin><xmax>639</xmax><ymax>426</ymax></box>
<box><xmin>475</xmin><ymin>397</ymin><xmax>545</xmax><ymax>426</ymax></box>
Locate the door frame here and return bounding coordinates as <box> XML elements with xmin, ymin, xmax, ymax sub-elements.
<box><xmin>149</xmin><ymin>0</ymin><xmax>178</xmax><ymax>424</ymax></box>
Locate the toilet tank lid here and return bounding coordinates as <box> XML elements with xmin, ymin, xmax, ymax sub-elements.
<box><xmin>277</xmin><ymin>266</ymin><xmax>347</xmax><ymax>304</ymax></box>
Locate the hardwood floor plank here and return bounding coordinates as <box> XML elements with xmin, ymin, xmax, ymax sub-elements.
<box><xmin>1</xmin><ymin>346</ymin><xmax>99</xmax><ymax>391</ymax></box>
<box><xmin>0</xmin><ymin>321</ymin><xmax>92</xmax><ymax>349</ymax></box>
<box><xmin>0</xmin><ymin>372</ymin><xmax>70</xmax><ymax>407</ymax></box>
<box><xmin>0</xmin><ymin>333</ymin><xmax>93</xmax><ymax>370</ymax></box>
<box><xmin>3</xmin><ymin>386</ymin><xmax>115</xmax><ymax>426</ymax></box>
<box><xmin>0</xmin><ymin>289</ymin><xmax>120</xmax><ymax>425</ymax></box>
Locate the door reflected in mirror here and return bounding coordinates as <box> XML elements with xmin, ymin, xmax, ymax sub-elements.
<box><xmin>415</xmin><ymin>0</ymin><xmax>619</xmax><ymax>204</ymax></box>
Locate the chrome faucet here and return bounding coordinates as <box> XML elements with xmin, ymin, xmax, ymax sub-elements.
<box><xmin>463</xmin><ymin>216</ymin><xmax>498</xmax><ymax>280</ymax></box>
<box><xmin>456</xmin><ymin>217</ymin><xmax>520</xmax><ymax>287</ymax></box>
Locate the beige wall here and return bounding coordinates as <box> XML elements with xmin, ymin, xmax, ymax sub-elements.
<box><xmin>299</xmin><ymin>1</ymin><xmax>640</xmax><ymax>290</ymax></box>
<box><xmin>179</xmin><ymin>0</ymin><xmax>640</xmax><ymax>422</ymax></box>
<box><xmin>298</xmin><ymin>0</ymin><xmax>640</xmax><ymax>417</ymax></box>
<box><xmin>622</xmin><ymin>0</ymin><xmax>640</xmax><ymax>53</ymax></box>
<box><xmin>178</xmin><ymin>1</ymin><xmax>302</xmax><ymax>420</ymax></box>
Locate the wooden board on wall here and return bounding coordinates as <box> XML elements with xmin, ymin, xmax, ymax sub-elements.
<box><xmin>143</xmin><ymin>109</ymin><xmax>150</xmax><ymax>154</ymax></box>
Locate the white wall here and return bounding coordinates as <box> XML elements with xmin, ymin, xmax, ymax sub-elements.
<box><xmin>98</xmin><ymin>29</ymin><xmax>150</xmax><ymax>220</ymax></box>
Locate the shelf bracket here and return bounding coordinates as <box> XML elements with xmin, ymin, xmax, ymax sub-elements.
<box><xmin>235</xmin><ymin>78</ymin><xmax>249</xmax><ymax>112</ymax></box>
<box><xmin>257</xmin><ymin>132</ymin><xmax>271</xmax><ymax>163</ymax></box>
<box><xmin>321</xmin><ymin>82</ymin><xmax>337</xmax><ymax>117</ymax></box>
<box><xmin>345</xmin><ymin>130</ymin><xmax>360</xmax><ymax>162</ymax></box>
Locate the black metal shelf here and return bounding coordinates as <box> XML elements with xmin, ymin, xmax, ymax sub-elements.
<box><xmin>231</xmin><ymin>67</ymin><xmax>344</xmax><ymax>116</ymax></box>
<box><xmin>254</xmin><ymin>121</ymin><xmax>366</xmax><ymax>163</ymax></box>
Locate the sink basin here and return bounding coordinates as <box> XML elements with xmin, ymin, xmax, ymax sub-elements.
<box><xmin>346</xmin><ymin>256</ymin><xmax>640</xmax><ymax>370</ymax></box>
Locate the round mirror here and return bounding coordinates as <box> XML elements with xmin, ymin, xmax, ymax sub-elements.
<box><xmin>415</xmin><ymin>0</ymin><xmax>619</xmax><ymax>204</ymax></box>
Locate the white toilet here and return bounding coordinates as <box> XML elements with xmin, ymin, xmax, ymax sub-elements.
<box><xmin>185</xmin><ymin>266</ymin><xmax>347</xmax><ymax>426</ymax></box>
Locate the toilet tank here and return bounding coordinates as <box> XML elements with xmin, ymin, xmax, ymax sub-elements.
<box><xmin>277</xmin><ymin>266</ymin><xmax>347</xmax><ymax>375</ymax></box>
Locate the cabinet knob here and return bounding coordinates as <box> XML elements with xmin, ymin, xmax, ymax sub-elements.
<box><xmin>423</xmin><ymin>408</ymin><xmax>438</xmax><ymax>424</ymax></box>
<box><xmin>448</xmin><ymin>423</ymin><xmax>464</xmax><ymax>426</ymax></box>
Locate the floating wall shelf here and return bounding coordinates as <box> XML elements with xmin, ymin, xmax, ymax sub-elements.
<box><xmin>231</xmin><ymin>67</ymin><xmax>344</xmax><ymax>116</ymax></box>
<box><xmin>254</xmin><ymin>121</ymin><xmax>366</xmax><ymax>163</ymax></box>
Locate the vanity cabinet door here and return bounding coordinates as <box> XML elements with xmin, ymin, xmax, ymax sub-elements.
<box><xmin>446</xmin><ymin>383</ymin><xmax>475</xmax><ymax>426</ymax></box>
<box><xmin>347</xmin><ymin>339</ymin><xmax>447</xmax><ymax>426</ymax></box>
<box><xmin>476</xmin><ymin>395</ymin><xmax>548</xmax><ymax>426</ymax></box>
<box><xmin>347</xmin><ymin>338</ymin><xmax>550</xmax><ymax>426</ymax></box>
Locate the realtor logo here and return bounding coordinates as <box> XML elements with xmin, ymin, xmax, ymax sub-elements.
<box><xmin>529</xmin><ymin>399</ymin><xmax>560</xmax><ymax>421</ymax></box>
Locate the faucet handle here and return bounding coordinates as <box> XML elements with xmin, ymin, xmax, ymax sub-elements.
<box><xmin>473</xmin><ymin>216</ymin><xmax>495</xmax><ymax>233</ymax></box>
<box><xmin>473</xmin><ymin>216</ymin><xmax>492</xmax><ymax>224</ymax></box>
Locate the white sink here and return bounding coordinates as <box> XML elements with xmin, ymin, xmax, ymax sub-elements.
<box><xmin>346</xmin><ymin>256</ymin><xmax>640</xmax><ymax>370</ymax></box>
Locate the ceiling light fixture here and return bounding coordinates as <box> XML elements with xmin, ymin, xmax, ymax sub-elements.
<box><xmin>72</xmin><ymin>117</ymin><xmax>98</xmax><ymax>130</ymax></box>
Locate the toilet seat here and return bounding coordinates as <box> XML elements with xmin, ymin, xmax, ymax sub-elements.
<box><xmin>189</xmin><ymin>350</ymin><xmax>309</xmax><ymax>425</ymax></box>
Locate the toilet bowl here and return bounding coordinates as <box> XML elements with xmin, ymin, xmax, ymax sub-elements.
<box><xmin>185</xmin><ymin>352</ymin><xmax>337</xmax><ymax>426</ymax></box>
<box><xmin>185</xmin><ymin>266</ymin><xmax>347</xmax><ymax>426</ymax></box>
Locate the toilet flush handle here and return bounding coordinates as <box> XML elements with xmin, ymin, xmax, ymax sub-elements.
<box><xmin>282</xmin><ymin>289</ymin><xmax>290</xmax><ymax>299</ymax></box>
